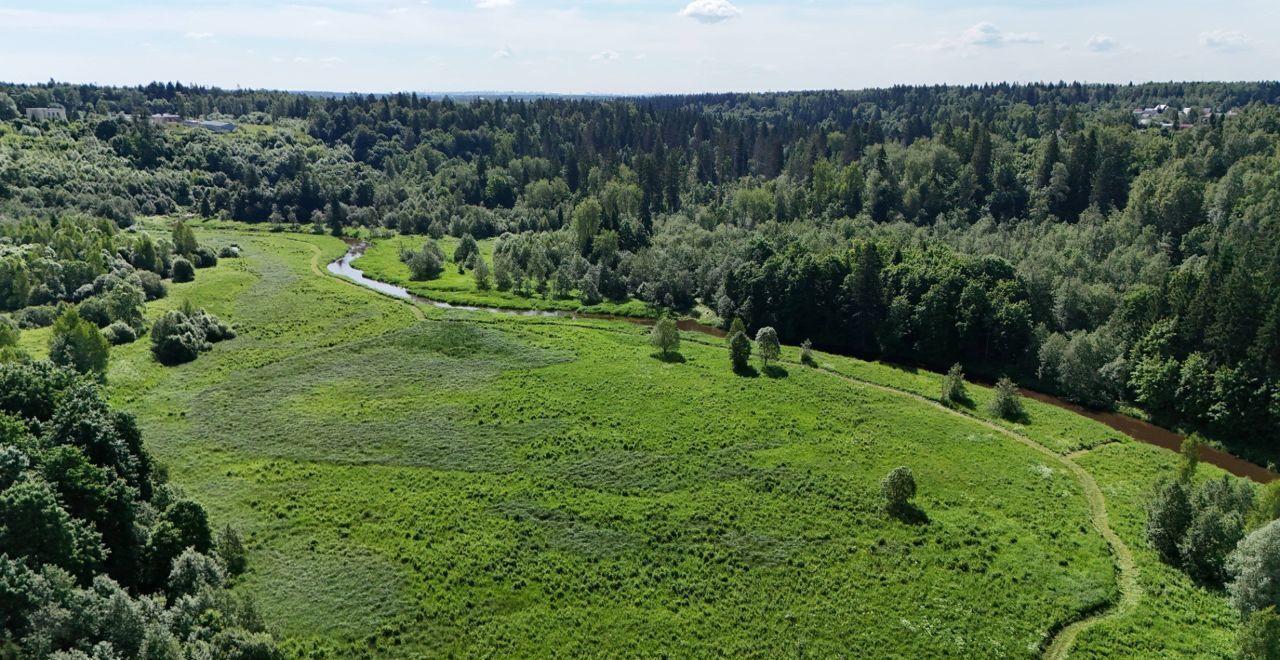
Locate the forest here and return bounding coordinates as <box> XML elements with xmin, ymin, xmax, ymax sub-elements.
<box><xmin>4</xmin><ymin>80</ymin><xmax>1280</xmax><ymax>462</ymax></box>
<box><xmin>3</xmin><ymin>79</ymin><xmax>1280</xmax><ymax>657</ymax></box>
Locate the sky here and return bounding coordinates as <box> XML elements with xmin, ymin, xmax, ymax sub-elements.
<box><xmin>0</xmin><ymin>0</ymin><xmax>1277</xmax><ymax>95</ymax></box>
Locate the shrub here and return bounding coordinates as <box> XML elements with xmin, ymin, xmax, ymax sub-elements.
<box><xmin>401</xmin><ymin>240</ymin><xmax>445</xmax><ymax>280</ymax></box>
<box><xmin>1180</xmin><ymin>434</ymin><xmax>1203</xmax><ymax>482</ymax></box>
<box><xmin>192</xmin><ymin>246</ymin><xmax>219</xmax><ymax>268</ymax></box>
<box><xmin>987</xmin><ymin>376</ymin><xmax>1024</xmax><ymax>420</ymax></box>
<box><xmin>171</xmin><ymin>258</ymin><xmax>195</xmax><ymax>283</ymax></box>
<box><xmin>15</xmin><ymin>305</ymin><xmax>62</xmax><ymax>329</ymax></box>
<box><xmin>168</xmin><ymin>548</ymin><xmax>227</xmax><ymax>598</ymax></box>
<box><xmin>103</xmin><ymin>321</ymin><xmax>138</xmax><ymax>345</ymax></box>
<box><xmin>49</xmin><ymin>308</ymin><xmax>110</xmax><ymax>378</ymax></box>
<box><xmin>454</xmin><ymin>234</ymin><xmax>479</xmax><ymax>267</ymax></box>
<box><xmin>128</xmin><ymin>270</ymin><xmax>168</xmax><ymax>301</ymax></box>
<box><xmin>0</xmin><ymin>316</ymin><xmax>17</xmax><ymax>349</ymax></box>
<box><xmin>1179</xmin><ymin>477</ymin><xmax>1253</xmax><ymax>585</ymax></box>
<box><xmin>1228</xmin><ymin>520</ymin><xmax>1280</xmax><ymax>618</ymax></box>
<box><xmin>882</xmin><ymin>466</ymin><xmax>917</xmax><ymax>512</ymax></box>
<box><xmin>105</xmin><ymin>281</ymin><xmax>146</xmax><ymax>330</ymax></box>
<box><xmin>800</xmin><ymin>338</ymin><xmax>814</xmax><ymax>365</ymax></box>
<box><xmin>941</xmin><ymin>363</ymin><xmax>967</xmax><ymax>405</ymax></box>
<box><xmin>755</xmin><ymin>326</ymin><xmax>780</xmax><ymax>366</ymax></box>
<box><xmin>726</xmin><ymin>317</ymin><xmax>746</xmax><ymax>345</ymax></box>
<box><xmin>729</xmin><ymin>331</ymin><xmax>751</xmax><ymax>372</ymax></box>
<box><xmin>217</xmin><ymin>523</ymin><xmax>248</xmax><ymax>576</ymax></box>
<box><xmin>650</xmin><ymin>317</ymin><xmax>680</xmax><ymax>357</ymax></box>
<box><xmin>473</xmin><ymin>254</ymin><xmax>492</xmax><ymax>290</ymax></box>
<box><xmin>151</xmin><ymin>310</ymin><xmax>211</xmax><ymax>365</ymax></box>
<box><xmin>218</xmin><ymin>245</ymin><xmax>241</xmax><ymax>259</ymax></box>
<box><xmin>77</xmin><ymin>296</ymin><xmax>112</xmax><ymax>327</ymax></box>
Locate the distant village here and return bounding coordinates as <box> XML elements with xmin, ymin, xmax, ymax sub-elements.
<box><xmin>21</xmin><ymin>107</ymin><xmax>236</xmax><ymax>132</ymax></box>
<box><xmin>1132</xmin><ymin>104</ymin><xmax>1238</xmax><ymax>130</ymax></box>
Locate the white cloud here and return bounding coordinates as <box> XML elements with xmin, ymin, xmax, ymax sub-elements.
<box><xmin>680</xmin><ymin>0</ymin><xmax>741</xmax><ymax>24</ymax></box>
<box><xmin>1086</xmin><ymin>35</ymin><xmax>1119</xmax><ymax>52</ymax></box>
<box><xmin>914</xmin><ymin>22</ymin><xmax>1042</xmax><ymax>52</ymax></box>
<box><xmin>1199</xmin><ymin>30</ymin><xmax>1251</xmax><ymax>52</ymax></box>
<box><xmin>492</xmin><ymin>45</ymin><xmax>514</xmax><ymax>59</ymax></box>
<box><xmin>591</xmin><ymin>49</ymin><xmax>620</xmax><ymax>62</ymax></box>
<box><xmin>184</xmin><ymin>31</ymin><xmax>214</xmax><ymax>40</ymax></box>
<box><xmin>476</xmin><ymin>0</ymin><xmax>513</xmax><ymax>9</ymax></box>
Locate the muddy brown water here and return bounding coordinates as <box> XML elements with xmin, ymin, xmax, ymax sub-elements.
<box><xmin>330</xmin><ymin>242</ymin><xmax>1274</xmax><ymax>484</ymax></box>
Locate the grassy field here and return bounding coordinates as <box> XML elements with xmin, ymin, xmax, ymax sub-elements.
<box><xmin>356</xmin><ymin>234</ymin><xmax>658</xmax><ymax>317</ymax></box>
<box><xmin>39</xmin><ymin>220</ymin><xmax>1244</xmax><ymax>657</ymax></box>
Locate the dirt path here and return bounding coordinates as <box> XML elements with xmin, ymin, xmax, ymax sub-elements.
<box><xmin>803</xmin><ymin>362</ymin><xmax>1140</xmax><ymax>658</ymax></box>
<box><xmin>314</xmin><ymin>238</ymin><xmax>1138</xmax><ymax>657</ymax></box>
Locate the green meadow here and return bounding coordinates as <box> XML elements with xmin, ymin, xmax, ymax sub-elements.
<box><xmin>63</xmin><ymin>221</ymin><xmax>1244</xmax><ymax>657</ymax></box>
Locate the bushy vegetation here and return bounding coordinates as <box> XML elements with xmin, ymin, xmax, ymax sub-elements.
<box><xmin>150</xmin><ymin>302</ymin><xmax>234</xmax><ymax>366</ymax></box>
<box><xmin>0</xmin><ymin>359</ymin><xmax>276</xmax><ymax>658</ymax></box>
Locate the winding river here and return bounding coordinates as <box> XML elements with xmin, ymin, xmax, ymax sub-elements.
<box><xmin>328</xmin><ymin>242</ymin><xmax>1275</xmax><ymax>484</ymax></box>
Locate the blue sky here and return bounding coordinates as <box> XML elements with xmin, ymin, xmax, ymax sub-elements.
<box><xmin>1</xmin><ymin>0</ymin><xmax>1276</xmax><ymax>94</ymax></box>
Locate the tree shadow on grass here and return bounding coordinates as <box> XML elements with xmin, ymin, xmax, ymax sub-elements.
<box><xmin>651</xmin><ymin>351</ymin><xmax>687</xmax><ymax>364</ymax></box>
<box><xmin>762</xmin><ymin>364</ymin><xmax>788</xmax><ymax>379</ymax></box>
<box><xmin>888</xmin><ymin>503</ymin><xmax>929</xmax><ymax>525</ymax></box>
<box><xmin>732</xmin><ymin>363</ymin><xmax>759</xmax><ymax>378</ymax></box>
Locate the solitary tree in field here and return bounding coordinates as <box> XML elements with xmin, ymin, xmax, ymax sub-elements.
<box><xmin>941</xmin><ymin>363</ymin><xmax>967</xmax><ymax>405</ymax></box>
<box><xmin>650</xmin><ymin>317</ymin><xmax>680</xmax><ymax>358</ymax></box>
<box><xmin>729</xmin><ymin>331</ymin><xmax>751</xmax><ymax>372</ymax></box>
<box><xmin>755</xmin><ymin>326</ymin><xmax>780</xmax><ymax>367</ymax></box>
<box><xmin>49</xmin><ymin>309</ymin><xmax>109</xmax><ymax>379</ymax></box>
<box><xmin>171</xmin><ymin>221</ymin><xmax>199</xmax><ymax>256</ymax></box>
<box><xmin>881</xmin><ymin>466</ymin><xmax>917</xmax><ymax>514</ymax></box>
<box><xmin>727</xmin><ymin>317</ymin><xmax>746</xmax><ymax>345</ymax></box>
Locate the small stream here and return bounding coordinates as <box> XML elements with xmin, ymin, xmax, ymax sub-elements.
<box><xmin>328</xmin><ymin>242</ymin><xmax>1274</xmax><ymax>484</ymax></box>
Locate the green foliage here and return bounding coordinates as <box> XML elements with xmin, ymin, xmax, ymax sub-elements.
<box><xmin>1228</xmin><ymin>521</ymin><xmax>1280</xmax><ymax>619</ymax></box>
<box><xmin>941</xmin><ymin>363</ymin><xmax>967</xmax><ymax>405</ymax></box>
<box><xmin>881</xmin><ymin>466</ymin><xmax>917</xmax><ymax>512</ymax></box>
<box><xmin>755</xmin><ymin>326</ymin><xmax>780</xmax><ymax>366</ymax></box>
<box><xmin>1250</xmin><ymin>481</ymin><xmax>1280</xmax><ymax>531</ymax></box>
<box><xmin>400</xmin><ymin>240</ymin><xmax>445</xmax><ymax>281</ymax></box>
<box><xmin>171</xmin><ymin>257</ymin><xmax>195</xmax><ymax>283</ymax></box>
<box><xmin>105</xmin><ymin>281</ymin><xmax>145</xmax><ymax>331</ymax></box>
<box><xmin>1146</xmin><ymin>478</ymin><xmax>1193</xmax><ymax>564</ymax></box>
<box><xmin>149</xmin><ymin>306</ymin><xmax>233</xmax><ymax>366</ymax></box>
<box><xmin>102</xmin><ymin>320</ymin><xmax>138</xmax><ymax>345</ymax></box>
<box><xmin>1181</xmin><ymin>477</ymin><xmax>1254</xmax><ymax>586</ymax></box>
<box><xmin>728</xmin><ymin>330</ymin><xmax>751</xmax><ymax>372</ymax></box>
<box><xmin>1181</xmin><ymin>434</ymin><xmax>1204</xmax><ymax>482</ymax></box>
<box><xmin>1238</xmin><ymin>607</ymin><xmax>1280</xmax><ymax>660</ymax></box>
<box><xmin>987</xmin><ymin>376</ymin><xmax>1023</xmax><ymax>420</ymax></box>
<box><xmin>217</xmin><ymin>524</ymin><xmax>248</xmax><ymax>577</ymax></box>
<box><xmin>649</xmin><ymin>316</ymin><xmax>680</xmax><ymax>357</ymax></box>
<box><xmin>799</xmin><ymin>338</ymin><xmax>814</xmax><ymax>365</ymax></box>
<box><xmin>48</xmin><ymin>308</ymin><xmax>109</xmax><ymax>378</ymax></box>
<box><xmin>172</xmin><ymin>221</ymin><xmax>199</xmax><ymax>256</ymax></box>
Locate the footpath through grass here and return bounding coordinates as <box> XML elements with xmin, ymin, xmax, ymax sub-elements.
<box><xmin>96</xmin><ymin>222</ymin><xmax>1243</xmax><ymax>657</ymax></box>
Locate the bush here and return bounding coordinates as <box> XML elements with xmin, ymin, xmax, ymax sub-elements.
<box><xmin>729</xmin><ymin>331</ymin><xmax>751</xmax><ymax>372</ymax></box>
<box><xmin>151</xmin><ymin>310</ymin><xmax>211</xmax><ymax>365</ymax></box>
<box><xmin>217</xmin><ymin>523</ymin><xmax>248</xmax><ymax>576</ymax></box>
<box><xmin>150</xmin><ymin>306</ymin><xmax>234</xmax><ymax>366</ymax></box>
<box><xmin>14</xmin><ymin>305</ymin><xmax>62</xmax><ymax>329</ymax></box>
<box><xmin>1228</xmin><ymin>520</ymin><xmax>1280</xmax><ymax>618</ymax></box>
<box><xmin>128</xmin><ymin>270</ymin><xmax>168</xmax><ymax>301</ymax></box>
<box><xmin>192</xmin><ymin>246</ymin><xmax>219</xmax><ymax>268</ymax></box>
<box><xmin>881</xmin><ymin>466</ymin><xmax>917</xmax><ymax>512</ymax></box>
<box><xmin>401</xmin><ymin>240</ymin><xmax>445</xmax><ymax>280</ymax></box>
<box><xmin>77</xmin><ymin>296</ymin><xmax>112</xmax><ymax>327</ymax></box>
<box><xmin>0</xmin><ymin>316</ymin><xmax>17</xmax><ymax>349</ymax></box>
<box><xmin>941</xmin><ymin>363</ymin><xmax>967</xmax><ymax>405</ymax></box>
<box><xmin>218</xmin><ymin>245</ymin><xmax>241</xmax><ymax>259</ymax></box>
<box><xmin>800</xmin><ymin>338</ymin><xmax>814</xmax><ymax>365</ymax></box>
<box><xmin>1179</xmin><ymin>476</ymin><xmax>1253</xmax><ymax>585</ymax></box>
<box><xmin>103</xmin><ymin>321</ymin><xmax>138</xmax><ymax>345</ymax></box>
<box><xmin>171</xmin><ymin>258</ymin><xmax>195</xmax><ymax>283</ymax></box>
<box><xmin>987</xmin><ymin>376</ymin><xmax>1024</xmax><ymax>420</ymax></box>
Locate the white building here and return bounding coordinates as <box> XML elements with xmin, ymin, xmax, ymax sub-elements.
<box><xmin>25</xmin><ymin>107</ymin><xmax>67</xmax><ymax>121</ymax></box>
<box><xmin>150</xmin><ymin>113</ymin><xmax>182</xmax><ymax>126</ymax></box>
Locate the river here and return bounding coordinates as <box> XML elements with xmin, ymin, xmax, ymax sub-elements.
<box><xmin>328</xmin><ymin>242</ymin><xmax>1275</xmax><ymax>484</ymax></box>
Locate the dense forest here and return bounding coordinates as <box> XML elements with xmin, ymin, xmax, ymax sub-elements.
<box><xmin>3</xmin><ymin>80</ymin><xmax>1280</xmax><ymax>461</ymax></box>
